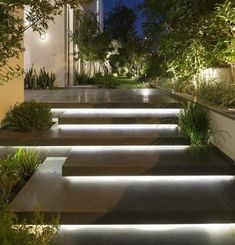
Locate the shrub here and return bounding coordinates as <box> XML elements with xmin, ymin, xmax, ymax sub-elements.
<box><xmin>4</xmin><ymin>100</ymin><xmax>53</xmax><ymax>132</ymax></box>
<box><xmin>96</xmin><ymin>74</ymin><xmax>118</xmax><ymax>88</ymax></box>
<box><xmin>194</xmin><ymin>79</ymin><xmax>235</xmax><ymax>108</ymax></box>
<box><xmin>178</xmin><ymin>103</ymin><xmax>213</xmax><ymax>148</ymax></box>
<box><xmin>74</xmin><ymin>73</ymin><xmax>96</xmax><ymax>85</ymax></box>
<box><xmin>0</xmin><ymin>205</ymin><xmax>59</xmax><ymax>245</ymax></box>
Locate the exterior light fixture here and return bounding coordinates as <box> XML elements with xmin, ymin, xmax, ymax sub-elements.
<box><xmin>40</xmin><ymin>33</ymin><xmax>47</xmax><ymax>41</ymax></box>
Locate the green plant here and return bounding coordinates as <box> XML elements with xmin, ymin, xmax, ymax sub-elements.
<box><xmin>95</xmin><ymin>74</ymin><xmax>118</xmax><ymax>88</ymax></box>
<box><xmin>4</xmin><ymin>100</ymin><xmax>53</xmax><ymax>132</ymax></box>
<box><xmin>74</xmin><ymin>73</ymin><xmax>96</xmax><ymax>85</ymax></box>
<box><xmin>195</xmin><ymin>79</ymin><xmax>235</xmax><ymax>108</ymax></box>
<box><xmin>24</xmin><ymin>66</ymin><xmax>37</xmax><ymax>89</ymax></box>
<box><xmin>0</xmin><ymin>205</ymin><xmax>59</xmax><ymax>245</ymax></box>
<box><xmin>178</xmin><ymin>103</ymin><xmax>213</xmax><ymax>149</ymax></box>
<box><xmin>5</xmin><ymin>148</ymin><xmax>40</xmax><ymax>180</ymax></box>
<box><xmin>36</xmin><ymin>68</ymin><xmax>56</xmax><ymax>89</ymax></box>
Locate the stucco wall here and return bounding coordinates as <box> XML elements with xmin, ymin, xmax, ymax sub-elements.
<box><xmin>210</xmin><ymin>111</ymin><xmax>235</xmax><ymax>161</ymax></box>
<box><xmin>24</xmin><ymin>7</ymin><xmax>67</xmax><ymax>87</ymax></box>
<box><xmin>199</xmin><ymin>68</ymin><xmax>233</xmax><ymax>84</ymax></box>
<box><xmin>0</xmin><ymin>10</ymin><xmax>24</xmax><ymax>126</ymax></box>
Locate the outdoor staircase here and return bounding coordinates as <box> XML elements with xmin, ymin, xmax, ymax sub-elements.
<box><xmin>10</xmin><ymin>89</ymin><xmax>235</xmax><ymax>244</ymax></box>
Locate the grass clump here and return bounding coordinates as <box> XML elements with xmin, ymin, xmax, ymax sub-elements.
<box><xmin>178</xmin><ymin>103</ymin><xmax>213</xmax><ymax>150</ymax></box>
<box><xmin>4</xmin><ymin>100</ymin><xmax>53</xmax><ymax>132</ymax></box>
<box><xmin>0</xmin><ymin>149</ymin><xmax>59</xmax><ymax>245</ymax></box>
<box><xmin>194</xmin><ymin>80</ymin><xmax>235</xmax><ymax>108</ymax></box>
<box><xmin>0</xmin><ymin>148</ymin><xmax>41</xmax><ymax>203</ymax></box>
<box><xmin>0</xmin><ymin>205</ymin><xmax>59</xmax><ymax>245</ymax></box>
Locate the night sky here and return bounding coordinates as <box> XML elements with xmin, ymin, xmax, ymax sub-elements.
<box><xmin>103</xmin><ymin>0</ymin><xmax>144</xmax><ymax>36</ymax></box>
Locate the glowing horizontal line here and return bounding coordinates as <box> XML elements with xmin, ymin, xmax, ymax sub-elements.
<box><xmin>71</xmin><ymin>145</ymin><xmax>190</xmax><ymax>152</ymax></box>
<box><xmin>65</xmin><ymin>176</ymin><xmax>234</xmax><ymax>183</ymax></box>
<box><xmin>52</xmin><ymin>108</ymin><xmax>181</xmax><ymax>115</ymax></box>
<box><xmin>60</xmin><ymin>224</ymin><xmax>235</xmax><ymax>232</ymax></box>
<box><xmin>59</xmin><ymin>124</ymin><xmax>179</xmax><ymax>130</ymax></box>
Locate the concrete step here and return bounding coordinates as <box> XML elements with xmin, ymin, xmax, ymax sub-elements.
<box><xmin>0</xmin><ymin>124</ymin><xmax>189</xmax><ymax>146</ymax></box>
<box><xmin>52</xmin><ymin>224</ymin><xmax>235</xmax><ymax>245</ymax></box>
<box><xmin>58</xmin><ymin>109</ymin><xmax>180</xmax><ymax>125</ymax></box>
<box><xmin>62</xmin><ymin>146</ymin><xmax>235</xmax><ymax>177</ymax></box>
<box><xmin>11</xmin><ymin>158</ymin><xmax>235</xmax><ymax>225</ymax></box>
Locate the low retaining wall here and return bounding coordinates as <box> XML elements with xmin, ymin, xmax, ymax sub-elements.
<box><xmin>210</xmin><ymin>111</ymin><xmax>235</xmax><ymax>161</ymax></box>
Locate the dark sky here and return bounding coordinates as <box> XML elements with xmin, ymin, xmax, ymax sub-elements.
<box><xmin>103</xmin><ymin>0</ymin><xmax>144</xmax><ymax>36</ymax></box>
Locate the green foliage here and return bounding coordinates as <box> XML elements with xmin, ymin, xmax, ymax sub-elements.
<box><xmin>0</xmin><ymin>205</ymin><xmax>59</xmax><ymax>245</ymax></box>
<box><xmin>24</xmin><ymin>66</ymin><xmax>37</xmax><ymax>89</ymax></box>
<box><xmin>95</xmin><ymin>74</ymin><xmax>119</xmax><ymax>88</ymax></box>
<box><xmin>178</xmin><ymin>103</ymin><xmax>213</xmax><ymax>148</ymax></box>
<box><xmin>24</xmin><ymin>67</ymin><xmax>56</xmax><ymax>89</ymax></box>
<box><xmin>0</xmin><ymin>148</ymin><xmax>40</xmax><ymax>204</ymax></box>
<box><xmin>141</xmin><ymin>0</ymin><xmax>235</xmax><ymax>84</ymax></box>
<box><xmin>0</xmin><ymin>0</ymin><xmax>91</xmax><ymax>84</ymax></box>
<box><xmin>74</xmin><ymin>73</ymin><xmax>96</xmax><ymax>85</ymax></box>
<box><xmin>194</xmin><ymin>79</ymin><xmax>235</xmax><ymax>108</ymax></box>
<box><xmin>72</xmin><ymin>13</ymin><xmax>109</xmax><ymax>62</ymax></box>
<box><xmin>36</xmin><ymin>67</ymin><xmax>56</xmax><ymax>89</ymax></box>
<box><xmin>105</xmin><ymin>0</ymin><xmax>136</xmax><ymax>42</ymax></box>
<box><xmin>4</xmin><ymin>100</ymin><xmax>53</xmax><ymax>132</ymax></box>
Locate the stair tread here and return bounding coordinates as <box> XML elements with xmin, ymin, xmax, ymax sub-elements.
<box><xmin>11</xmin><ymin>158</ymin><xmax>235</xmax><ymax>224</ymax></box>
<box><xmin>62</xmin><ymin>146</ymin><xmax>235</xmax><ymax>176</ymax></box>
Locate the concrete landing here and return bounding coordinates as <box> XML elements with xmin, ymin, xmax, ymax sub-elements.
<box><xmin>62</xmin><ymin>146</ymin><xmax>235</xmax><ymax>176</ymax></box>
<box><xmin>58</xmin><ymin>109</ymin><xmax>179</xmax><ymax>125</ymax></box>
<box><xmin>0</xmin><ymin>124</ymin><xmax>188</xmax><ymax>146</ymax></box>
<box><xmin>52</xmin><ymin>224</ymin><xmax>235</xmax><ymax>245</ymax></box>
<box><xmin>11</xmin><ymin>158</ymin><xmax>235</xmax><ymax>224</ymax></box>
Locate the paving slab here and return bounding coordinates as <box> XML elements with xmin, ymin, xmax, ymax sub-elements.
<box><xmin>25</xmin><ymin>89</ymin><xmax>181</xmax><ymax>107</ymax></box>
<box><xmin>0</xmin><ymin>124</ymin><xmax>188</xmax><ymax>146</ymax></box>
<box><xmin>52</xmin><ymin>224</ymin><xmax>235</xmax><ymax>245</ymax></box>
<box><xmin>11</xmin><ymin>158</ymin><xmax>235</xmax><ymax>224</ymax></box>
<box><xmin>62</xmin><ymin>146</ymin><xmax>235</xmax><ymax>176</ymax></box>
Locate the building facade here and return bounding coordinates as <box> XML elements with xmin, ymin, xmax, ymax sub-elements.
<box><xmin>24</xmin><ymin>0</ymin><xmax>104</xmax><ymax>87</ymax></box>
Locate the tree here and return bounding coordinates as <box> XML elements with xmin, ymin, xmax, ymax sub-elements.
<box><xmin>105</xmin><ymin>0</ymin><xmax>136</xmax><ymax>42</ymax></box>
<box><xmin>0</xmin><ymin>0</ymin><xmax>91</xmax><ymax>84</ymax></box>
<box><xmin>72</xmin><ymin>12</ymin><xmax>109</xmax><ymax>62</ymax></box>
<box><xmin>140</xmin><ymin>0</ymin><xmax>234</xmax><ymax>87</ymax></box>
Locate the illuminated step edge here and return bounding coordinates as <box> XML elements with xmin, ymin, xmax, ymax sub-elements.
<box><xmin>64</xmin><ymin>175</ymin><xmax>235</xmax><ymax>183</ymax></box>
<box><xmin>58</xmin><ymin>124</ymin><xmax>179</xmax><ymax>130</ymax></box>
<box><xmin>60</xmin><ymin>223</ymin><xmax>235</xmax><ymax>232</ymax></box>
<box><xmin>52</xmin><ymin>108</ymin><xmax>181</xmax><ymax>115</ymax></box>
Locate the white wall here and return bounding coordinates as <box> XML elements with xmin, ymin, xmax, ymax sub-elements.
<box><xmin>24</xmin><ymin>6</ymin><xmax>68</xmax><ymax>87</ymax></box>
<box><xmin>199</xmin><ymin>68</ymin><xmax>233</xmax><ymax>84</ymax></box>
<box><xmin>210</xmin><ymin>111</ymin><xmax>235</xmax><ymax>161</ymax></box>
<box><xmin>24</xmin><ymin>1</ymin><xmax>104</xmax><ymax>87</ymax></box>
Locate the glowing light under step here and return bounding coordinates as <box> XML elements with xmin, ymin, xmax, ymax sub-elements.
<box><xmin>52</xmin><ymin>108</ymin><xmax>181</xmax><ymax>116</ymax></box>
<box><xmin>71</xmin><ymin>145</ymin><xmax>190</xmax><ymax>152</ymax></box>
<box><xmin>61</xmin><ymin>223</ymin><xmax>235</xmax><ymax>233</ymax></box>
<box><xmin>65</xmin><ymin>175</ymin><xmax>234</xmax><ymax>183</ymax></box>
<box><xmin>59</xmin><ymin>124</ymin><xmax>179</xmax><ymax>130</ymax></box>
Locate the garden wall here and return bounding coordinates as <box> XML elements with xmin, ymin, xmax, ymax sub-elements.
<box><xmin>210</xmin><ymin>111</ymin><xmax>235</xmax><ymax>161</ymax></box>
<box><xmin>0</xmin><ymin>10</ymin><xmax>24</xmax><ymax>126</ymax></box>
<box><xmin>199</xmin><ymin>68</ymin><xmax>234</xmax><ymax>84</ymax></box>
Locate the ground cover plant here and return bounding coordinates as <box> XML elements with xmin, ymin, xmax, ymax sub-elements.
<box><xmin>4</xmin><ymin>100</ymin><xmax>53</xmax><ymax>132</ymax></box>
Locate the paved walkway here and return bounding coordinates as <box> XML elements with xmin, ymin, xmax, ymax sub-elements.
<box><xmin>8</xmin><ymin>88</ymin><xmax>235</xmax><ymax>244</ymax></box>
